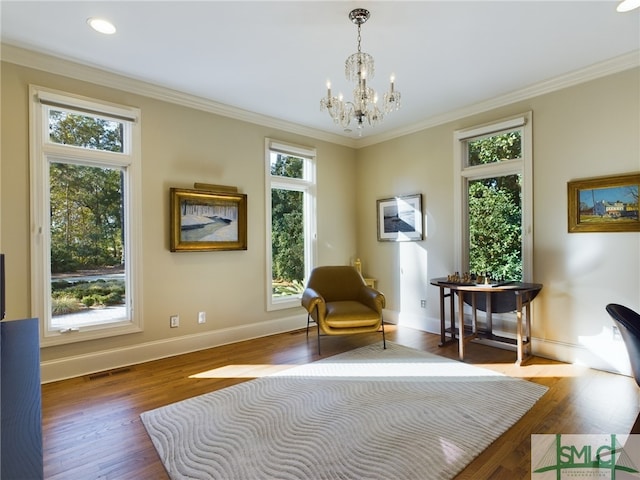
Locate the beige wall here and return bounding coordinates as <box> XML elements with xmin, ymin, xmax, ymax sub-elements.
<box><xmin>355</xmin><ymin>68</ymin><xmax>640</xmax><ymax>373</ymax></box>
<box><xmin>0</xmin><ymin>61</ymin><xmax>357</xmax><ymax>376</ymax></box>
<box><xmin>1</xmin><ymin>53</ymin><xmax>639</xmax><ymax>379</ymax></box>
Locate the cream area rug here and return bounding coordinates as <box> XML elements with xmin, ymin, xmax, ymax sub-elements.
<box><xmin>140</xmin><ymin>342</ymin><xmax>548</xmax><ymax>480</ymax></box>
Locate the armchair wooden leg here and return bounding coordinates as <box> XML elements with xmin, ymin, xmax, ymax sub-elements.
<box><xmin>317</xmin><ymin>321</ymin><xmax>321</xmax><ymax>355</ymax></box>
<box><xmin>306</xmin><ymin>314</ymin><xmax>310</xmax><ymax>337</ymax></box>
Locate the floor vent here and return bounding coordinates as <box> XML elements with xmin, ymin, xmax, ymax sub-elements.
<box><xmin>87</xmin><ymin>366</ymin><xmax>132</xmax><ymax>381</ymax></box>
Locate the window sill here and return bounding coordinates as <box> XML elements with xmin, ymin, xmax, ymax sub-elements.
<box><xmin>267</xmin><ymin>295</ymin><xmax>303</xmax><ymax>312</ymax></box>
<box><xmin>40</xmin><ymin>322</ymin><xmax>142</xmax><ymax>347</ymax></box>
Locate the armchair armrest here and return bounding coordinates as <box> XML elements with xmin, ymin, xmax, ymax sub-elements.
<box><xmin>302</xmin><ymin>287</ymin><xmax>325</xmax><ymax>315</ymax></box>
<box><xmin>357</xmin><ymin>286</ymin><xmax>386</xmax><ymax>314</ymax></box>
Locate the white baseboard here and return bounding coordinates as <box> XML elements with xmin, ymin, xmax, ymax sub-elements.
<box><xmin>385</xmin><ymin>309</ymin><xmax>633</xmax><ymax>377</ymax></box>
<box><xmin>40</xmin><ymin>313</ymin><xmax>306</xmax><ymax>383</ymax></box>
<box><xmin>385</xmin><ymin>310</ymin><xmax>442</xmax><ymax>333</ymax></box>
<box><xmin>531</xmin><ymin>337</ymin><xmax>632</xmax><ymax>376</ymax></box>
<box><xmin>42</xmin><ymin>309</ymin><xmax>633</xmax><ymax>383</ymax></box>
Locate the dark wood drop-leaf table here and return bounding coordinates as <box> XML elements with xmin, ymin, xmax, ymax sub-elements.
<box><xmin>430</xmin><ymin>278</ymin><xmax>542</xmax><ymax>365</ymax></box>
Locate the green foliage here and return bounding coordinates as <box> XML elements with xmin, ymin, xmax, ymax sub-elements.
<box><xmin>271</xmin><ymin>155</ymin><xmax>303</xmax><ymax>178</ymax></box>
<box><xmin>468</xmin><ymin>179</ymin><xmax>522</xmax><ymax>280</ymax></box>
<box><xmin>51</xmin><ymin>279</ymin><xmax>125</xmax><ymax>308</ymax></box>
<box><xmin>272</xmin><ymin>279</ymin><xmax>305</xmax><ymax>297</ymax></box>
<box><xmin>48</xmin><ymin>112</ymin><xmax>125</xmax><ymax>273</ymax></box>
<box><xmin>103</xmin><ymin>291</ymin><xmax>124</xmax><ymax>306</ymax></box>
<box><xmin>271</xmin><ymin>155</ymin><xmax>305</xmax><ymax>286</ymax></box>
<box><xmin>467</xmin><ymin>131</ymin><xmax>523</xmax><ymax>280</ymax></box>
<box><xmin>49</xmin><ymin>110</ymin><xmax>123</xmax><ymax>152</ymax></box>
<box><xmin>468</xmin><ymin>131</ymin><xmax>521</xmax><ymax>165</ymax></box>
<box><xmin>52</xmin><ymin>295</ymin><xmax>82</xmax><ymax>315</ymax></box>
<box><xmin>81</xmin><ymin>296</ymin><xmax>95</xmax><ymax>307</ymax></box>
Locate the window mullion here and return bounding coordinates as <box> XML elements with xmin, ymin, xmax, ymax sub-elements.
<box><xmin>461</xmin><ymin>158</ymin><xmax>523</xmax><ymax>180</ymax></box>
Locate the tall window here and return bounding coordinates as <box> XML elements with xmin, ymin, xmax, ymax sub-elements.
<box><xmin>454</xmin><ymin>113</ymin><xmax>533</xmax><ymax>282</ymax></box>
<box><xmin>30</xmin><ymin>86</ymin><xmax>142</xmax><ymax>345</ymax></box>
<box><xmin>265</xmin><ymin>139</ymin><xmax>316</xmax><ymax>311</ymax></box>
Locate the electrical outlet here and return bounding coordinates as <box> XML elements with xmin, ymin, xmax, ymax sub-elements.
<box><xmin>170</xmin><ymin>315</ymin><xmax>179</xmax><ymax>328</ymax></box>
<box><xmin>198</xmin><ymin>311</ymin><xmax>206</xmax><ymax>324</ymax></box>
<box><xmin>420</xmin><ymin>300</ymin><xmax>426</xmax><ymax>308</ymax></box>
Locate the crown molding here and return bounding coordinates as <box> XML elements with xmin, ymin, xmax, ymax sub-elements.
<box><xmin>2</xmin><ymin>44</ymin><xmax>638</xmax><ymax>150</ymax></box>
<box><xmin>0</xmin><ymin>43</ymin><xmax>357</xmax><ymax>148</ymax></box>
<box><xmin>355</xmin><ymin>50</ymin><xmax>640</xmax><ymax>148</ymax></box>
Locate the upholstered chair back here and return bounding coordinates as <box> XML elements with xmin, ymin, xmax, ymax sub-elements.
<box><xmin>306</xmin><ymin>266</ymin><xmax>365</xmax><ymax>302</ymax></box>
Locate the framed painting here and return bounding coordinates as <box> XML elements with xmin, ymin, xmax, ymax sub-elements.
<box><xmin>568</xmin><ymin>173</ymin><xmax>639</xmax><ymax>233</ymax></box>
<box><xmin>376</xmin><ymin>194</ymin><xmax>423</xmax><ymax>241</ymax></box>
<box><xmin>170</xmin><ymin>188</ymin><xmax>248</xmax><ymax>251</ymax></box>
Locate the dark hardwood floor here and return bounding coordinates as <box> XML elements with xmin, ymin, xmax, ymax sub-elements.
<box><xmin>41</xmin><ymin>325</ymin><xmax>640</xmax><ymax>479</ymax></box>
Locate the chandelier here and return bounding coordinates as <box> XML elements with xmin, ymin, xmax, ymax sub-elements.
<box><xmin>320</xmin><ymin>8</ymin><xmax>401</xmax><ymax>133</ymax></box>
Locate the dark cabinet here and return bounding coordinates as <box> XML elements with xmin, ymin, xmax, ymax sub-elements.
<box><xmin>1</xmin><ymin>318</ymin><xmax>43</xmax><ymax>480</ymax></box>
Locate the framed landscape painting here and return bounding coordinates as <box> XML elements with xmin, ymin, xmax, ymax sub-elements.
<box><xmin>377</xmin><ymin>194</ymin><xmax>423</xmax><ymax>241</ymax></box>
<box><xmin>568</xmin><ymin>173</ymin><xmax>639</xmax><ymax>233</ymax></box>
<box><xmin>170</xmin><ymin>188</ymin><xmax>248</xmax><ymax>251</ymax></box>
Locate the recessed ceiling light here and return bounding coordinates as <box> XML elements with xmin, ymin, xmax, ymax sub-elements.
<box><xmin>87</xmin><ymin>17</ymin><xmax>116</xmax><ymax>35</ymax></box>
<box><xmin>617</xmin><ymin>0</ymin><xmax>640</xmax><ymax>12</ymax></box>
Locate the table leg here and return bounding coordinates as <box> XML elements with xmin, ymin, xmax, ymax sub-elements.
<box><xmin>457</xmin><ymin>291</ymin><xmax>465</xmax><ymax>361</ymax></box>
<box><xmin>449</xmin><ymin>290</ymin><xmax>455</xmax><ymax>340</ymax></box>
<box><xmin>471</xmin><ymin>293</ymin><xmax>477</xmax><ymax>335</ymax></box>
<box><xmin>487</xmin><ymin>292</ymin><xmax>494</xmax><ymax>338</ymax></box>
<box><xmin>437</xmin><ymin>286</ymin><xmax>458</xmax><ymax>347</ymax></box>
<box><xmin>439</xmin><ymin>286</ymin><xmax>446</xmax><ymax>345</ymax></box>
<box><xmin>515</xmin><ymin>292</ymin><xmax>523</xmax><ymax>365</ymax></box>
<box><xmin>525</xmin><ymin>297</ymin><xmax>532</xmax><ymax>359</ymax></box>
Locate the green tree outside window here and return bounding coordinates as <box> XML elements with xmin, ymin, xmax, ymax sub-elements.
<box><xmin>271</xmin><ymin>154</ymin><xmax>305</xmax><ymax>296</ymax></box>
<box><xmin>467</xmin><ymin>132</ymin><xmax>523</xmax><ymax>280</ymax></box>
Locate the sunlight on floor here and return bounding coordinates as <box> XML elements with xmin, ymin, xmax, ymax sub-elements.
<box><xmin>189</xmin><ymin>358</ymin><xmax>552</xmax><ymax>378</ymax></box>
<box><xmin>190</xmin><ymin>364</ymin><xmax>298</xmax><ymax>378</ymax></box>
<box><xmin>474</xmin><ymin>362</ymin><xmax>592</xmax><ymax>378</ymax></box>
<box><xmin>188</xmin><ymin>359</ymin><xmax>588</xmax><ymax>379</ymax></box>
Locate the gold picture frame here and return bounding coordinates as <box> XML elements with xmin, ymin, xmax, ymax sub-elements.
<box><xmin>568</xmin><ymin>173</ymin><xmax>639</xmax><ymax>233</ymax></box>
<box><xmin>170</xmin><ymin>188</ymin><xmax>248</xmax><ymax>251</ymax></box>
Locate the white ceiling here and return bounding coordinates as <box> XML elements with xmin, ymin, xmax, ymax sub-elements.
<box><xmin>1</xmin><ymin>1</ymin><xmax>639</xmax><ymax>143</ymax></box>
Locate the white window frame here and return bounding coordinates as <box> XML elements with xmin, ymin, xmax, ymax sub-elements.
<box><xmin>29</xmin><ymin>86</ymin><xmax>143</xmax><ymax>346</ymax></box>
<box><xmin>265</xmin><ymin>139</ymin><xmax>316</xmax><ymax>311</ymax></box>
<box><xmin>453</xmin><ymin>112</ymin><xmax>533</xmax><ymax>282</ymax></box>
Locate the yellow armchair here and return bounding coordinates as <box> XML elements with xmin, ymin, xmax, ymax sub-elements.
<box><xmin>301</xmin><ymin>266</ymin><xmax>386</xmax><ymax>353</ymax></box>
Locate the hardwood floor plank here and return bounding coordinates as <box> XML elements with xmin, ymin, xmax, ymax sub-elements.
<box><xmin>41</xmin><ymin>325</ymin><xmax>640</xmax><ymax>479</ymax></box>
